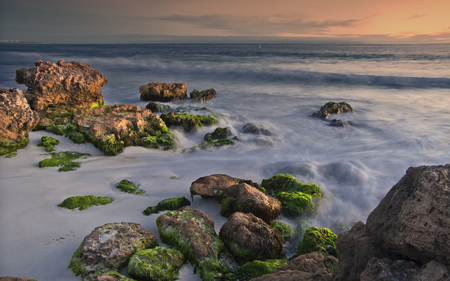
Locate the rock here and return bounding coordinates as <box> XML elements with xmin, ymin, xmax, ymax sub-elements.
<box><xmin>312</xmin><ymin>101</ymin><xmax>353</xmax><ymax>119</ymax></box>
<box><xmin>251</xmin><ymin>252</ymin><xmax>337</xmax><ymax>281</ymax></box>
<box><xmin>68</xmin><ymin>222</ymin><xmax>158</xmax><ymax>280</ymax></box>
<box><xmin>15</xmin><ymin>60</ymin><xmax>107</xmax><ymax>111</ymax></box>
<box><xmin>143</xmin><ymin>196</ymin><xmax>191</xmax><ymax>215</ymax></box>
<box><xmin>145</xmin><ymin>102</ymin><xmax>172</xmax><ymax>113</ymax></box>
<box><xmin>297</xmin><ymin>227</ymin><xmax>337</xmax><ymax>257</ymax></box>
<box><xmin>270</xmin><ymin>221</ymin><xmax>298</xmax><ymax>243</ymax></box>
<box><xmin>204</xmin><ymin>127</ymin><xmax>232</xmax><ymax>142</ymax></box>
<box><xmin>0</xmin><ymin>88</ymin><xmax>39</xmax><ymax>156</ymax></box>
<box><xmin>190</xmin><ymin>88</ymin><xmax>217</xmax><ymax>102</ymax></box>
<box><xmin>160</xmin><ymin>112</ymin><xmax>217</xmax><ymax>132</ymax></box>
<box><xmin>242</xmin><ymin>123</ymin><xmax>272</xmax><ymax>136</ymax></box>
<box><xmin>219</xmin><ymin>212</ymin><xmax>283</xmax><ymax>263</ymax></box>
<box><xmin>333</xmin><ymin>221</ymin><xmax>388</xmax><ymax>281</ymax></box>
<box><xmin>359</xmin><ymin>258</ymin><xmax>421</xmax><ymax>281</ymax></box>
<box><xmin>220</xmin><ymin>183</ymin><xmax>281</xmax><ymax>223</ymax></box>
<box><xmin>139</xmin><ymin>82</ymin><xmax>187</xmax><ymax>102</ymax></box>
<box><xmin>366</xmin><ymin>164</ymin><xmax>450</xmax><ymax>265</ymax></box>
<box><xmin>127</xmin><ymin>247</ymin><xmax>184</xmax><ymax>281</ymax></box>
<box><xmin>114</xmin><ymin>179</ymin><xmax>145</xmax><ymax>195</ymax></box>
<box><xmin>190</xmin><ymin>174</ymin><xmax>264</xmax><ymax>200</ymax></box>
<box><xmin>330</xmin><ymin>119</ymin><xmax>345</xmax><ymax>127</ymax></box>
<box><xmin>252</xmin><ymin>137</ymin><xmax>273</xmax><ymax>147</ymax></box>
<box><xmin>235</xmin><ymin>259</ymin><xmax>289</xmax><ymax>281</ymax></box>
<box><xmin>156</xmin><ymin>206</ymin><xmax>228</xmax><ymax>281</ymax></box>
<box><xmin>58</xmin><ymin>195</ymin><xmax>114</xmax><ymax>211</ymax></box>
<box><xmin>93</xmin><ymin>272</ymin><xmax>134</xmax><ymax>281</ymax></box>
<box><xmin>0</xmin><ymin>278</ymin><xmax>37</xmax><ymax>281</ymax></box>
<box><xmin>419</xmin><ymin>260</ymin><xmax>450</xmax><ymax>281</ymax></box>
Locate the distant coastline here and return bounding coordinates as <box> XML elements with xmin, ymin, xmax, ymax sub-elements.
<box><xmin>0</xmin><ymin>40</ymin><xmax>46</xmax><ymax>44</ymax></box>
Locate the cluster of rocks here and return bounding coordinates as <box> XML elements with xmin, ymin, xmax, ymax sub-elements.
<box><xmin>139</xmin><ymin>82</ymin><xmax>217</xmax><ymax>103</ymax></box>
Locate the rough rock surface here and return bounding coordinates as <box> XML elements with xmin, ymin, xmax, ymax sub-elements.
<box><xmin>219</xmin><ymin>212</ymin><xmax>283</xmax><ymax>263</ymax></box>
<box><xmin>242</xmin><ymin>123</ymin><xmax>272</xmax><ymax>136</ymax></box>
<box><xmin>139</xmin><ymin>82</ymin><xmax>187</xmax><ymax>102</ymax></box>
<box><xmin>251</xmin><ymin>252</ymin><xmax>337</xmax><ymax>281</ymax></box>
<box><xmin>145</xmin><ymin>102</ymin><xmax>172</xmax><ymax>113</ymax></box>
<box><xmin>190</xmin><ymin>88</ymin><xmax>217</xmax><ymax>102</ymax></box>
<box><xmin>0</xmin><ymin>88</ymin><xmax>39</xmax><ymax>154</ymax></box>
<box><xmin>68</xmin><ymin>222</ymin><xmax>158</xmax><ymax>280</ymax></box>
<box><xmin>15</xmin><ymin>60</ymin><xmax>107</xmax><ymax>111</ymax></box>
<box><xmin>312</xmin><ymin>101</ymin><xmax>353</xmax><ymax>119</ymax></box>
<box><xmin>190</xmin><ymin>174</ymin><xmax>263</xmax><ymax>199</ymax></box>
<box><xmin>366</xmin><ymin>164</ymin><xmax>450</xmax><ymax>265</ymax></box>
<box><xmin>220</xmin><ymin>183</ymin><xmax>281</xmax><ymax>223</ymax></box>
<box><xmin>359</xmin><ymin>258</ymin><xmax>421</xmax><ymax>281</ymax></box>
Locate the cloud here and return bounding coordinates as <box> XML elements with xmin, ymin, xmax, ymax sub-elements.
<box><xmin>404</xmin><ymin>14</ymin><xmax>427</xmax><ymax>20</ymax></box>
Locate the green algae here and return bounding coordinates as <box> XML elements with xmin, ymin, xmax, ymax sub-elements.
<box><xmin>235</xmin><ymin>259</ymin><xmax>289</xmax><ymax>281</ymax></box>
<box><xmin>160</xmin><ymin>112</ymin><xmax>218</xmax><ymax>132</ymax></box>
<box><xmin>269</xmin><ymin>221</ymin><xmax>298</xmax><ymax>243</ymax></box>
<box><xmin>37</xmin><ymin>136</ymin><xmax>60</xmax><ymax>152</ymax></box>
<box><xmin>277</xmin><ymin>191</ymin><xmax>317</xmax><ymax>217</ymax></box>
<box><xmin>95</xmin><ymin>271</ymin><xmax>134</xmax><ymax>281</ymax></box>
<box><xmin>143</xmin><ymin>196</ymin><xmax>191</xmax><ymax>216</ymax></box>
<box><xmin>115</xmin><ymin>179</ymin><xmax>145</xmax><ymax>195</ymax></box>
<box><xmin>220</xmin><ymin>197</ymin><xmax>242</xmax><ymax>218</ymax></box>
<box><xmin>297</xmin><ymin>227</ymin><xmax>337</xmax><ymax>257</ymax></box>
<box><xmin>261</xmin><ymin>174</ymin><xmax>321</xmax><ymax>198</ymax></box>
<box><xmin>0</xmin><ymin>134</ymin><xmax>30</xmax><ymax>156</ymax></box>
<box><xmin>58</xmin><ymin>195</ymin><xmax>114</xmax><ymax>211</ymax></box>
<box><xmin>128</xmin><ymin>247</ymin><xmax>184</xmax><ymax>281</ymax></box>
<box><xmin>38</xmin><ymin>151</ymin><xmax>90</xmax><ymax>172</ymax></box>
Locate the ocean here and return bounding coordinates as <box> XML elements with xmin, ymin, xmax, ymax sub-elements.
<box><xmin>1</xmin><ymin>43</ymin><xmax>450</xmax><ymax>280</ymax></box>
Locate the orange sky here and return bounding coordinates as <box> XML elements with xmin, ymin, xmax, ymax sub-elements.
<box><xmin>1</xmin><ymin>0</ymin><xmax>450</xmax><ymax>43</ymax></box>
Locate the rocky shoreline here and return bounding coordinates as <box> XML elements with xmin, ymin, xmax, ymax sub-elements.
<box><xmin>1</xmin><ymin>61</ymin><xmax>449</xmax><ymax>281</ymax></box>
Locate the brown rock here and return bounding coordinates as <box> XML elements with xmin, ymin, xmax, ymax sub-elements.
<box><xmin>366</xmin><ymin>165</ymin><xmax>450</xmax><ymax>265</ymax></box>
<box><xmin>251</xmin><ymin>270</ymin><xmax>326</xmax><ymax>281</ymax></box>
<box><xmin>139</xmin><ymin>82</ymin><xmax>187</xmax><ymax>102</ymax></box>
<box><xmin>219</xmin><ymin>212</ymin><xmax>283</xmax><ymax>263</ymax></box>
<box><xmin>190</xmin><ymin>88</ymin><xmax>217</xmax><ymax>102</ymax></box>
<box><xmin>15</xmin><ymin>60</ymin><xmax>107</xmax><ymax>111</ymax></box>
<box><xmin>359</xmin><ymin>258</ymin><xmax>421</xmax><ymax>281</ymax></box>
<box><xmin>419</xmin><ymin>260</ymin><xmax>450</xmax><ymax>281</ymax></box>
<box><xmin>93</xmin><ymin>272</ymin><xmax>132</xmax><ymax>281</ymax></box>
<box><xmin>312</xmin><ymin>102</ymin><xmax>353</xmax><ymax>119</ymax></box>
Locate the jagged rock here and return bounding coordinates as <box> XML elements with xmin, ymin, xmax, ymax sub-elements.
<box><xmin>145</xmin><ymin>102</ymin><xmax>172</xmax><ymax>113</ymax></box>
<box><xmin>139</xmin><ymin>82</ymin><xmax>187</xmax><ymax>102</ymax></box>
<box><xmin>219</xmin><ymin>212</ymin><xmax>283</xmax><ymax>263</ymax></box>
<box><xmin>333</xmin><ymin>221</ymin><xmax>388</xmax><ymax>281</ymax></box>
<box><xmin>359</xmin><ymin>258</ymin><xmax>421</xmax><ymax>281</ymax></box>
<box><xmin>15</xmin><ymin>60</ymin><xmax>107</xmax><ymax>111</ymax></box>
<box><xmin>251</xmin><ymin>252</ymin><xmax>337</xmax><ymax>281</ymax></box>
<box><xmin>312</xmin><ymin>102</ymin><xmax>353</xmax><ymax>119</ymax></box>
<box><xmin>220</xmin><ymin>183</ymin><xmax>281</xmax><ymax>223</ymax></box>
<box><xmin>419</xmin><ymin>260</ymin><xmax>450</xmax><ymax>281</ymax></box>
<box><xmin>190</xmin><ymin>88</ymin><xmax>217</xmax><ymax>102</ymax></box>
<box><xmin>68</xmin><ymin>222</ymin><xmax>158</xmax><ymax>280</ymax></box>
<box><xmin>156</xmin><ymin>206</ymin><xmax>228</xmax><ymax>281</ymax></box>
<box><xmin>242</xmin><ymin>123</ymin><xmax>272</xmax><ymax>136</ymax></box>
<box><xmin>0</xmin><ymin>88</ymin><xmax>39</xmax><ymax>155</ymax></box>
<box><xmin>366</xmin><ymin>164</ymin><xmax>450</xmax><ymax>265</ymax></box>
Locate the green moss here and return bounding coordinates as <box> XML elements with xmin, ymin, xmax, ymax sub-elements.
<box><xmin>46</xmin><ymin>124</ymin><xmax>74</xmax><ymax>135</ymax></box>
<box><xmin>96</xmin><ymin>271</ymin><xmax>134</xmax><ymax>281</ymax></box>
<box><xmin>115</xmin><ymin>179</ymin><xmax>145</xmax><ymax>195</ymax></box>
<box><xmin>220</xmin><ymin>197</ymin><xmax>242</xmax><ymax>218</ymax></box>
<box><xmin>235</xmin><ymin>259</ymin><xmax>289</xmax><ymax>281</ymax></box>
<box><xmin>66</xmin><ymin>131</ymin><xmax>86</xmax><ymax>144</ymax></box>
<box><xmin>276</xmin><ymin>191</ymin><xmax>317</xmax><ymax>217</ymax></box>
<box><xmin>269</xmin><ymin>221</ymin><xmax>298</xmax><ymax>243</ymax></box>
<box><xmin>297</xmin><ymin>227</ymin><xmax>337</xmax><ymax>257</ymax></box>
<box><xmin>143</xmin><ymin>196</ymin><xmax>191</xmax><ymax>216</ymax></box>
<box><xmin>160</xmin><ymin>112</ymin><xmax>218</xmax><ymax>132</ymax></box>
<box><xmin>0</xmin><ymin>134</ymin><xmax>30</xmax><ymax>156</ymax></box>
<box><xmin>261</xmin><ymin>174</ymin><xmax>321</xmax><ymax>198</ymax></box>
<box><xmin>37</xmin><ymin>136</ymin><xmax>60</xmax><ymax>152</ymax></box>
<box><xmin>128</xmin><ymin>247</ymin><xmax>184</xmax><ymax>281</ymax></box>
<box><xmin>199</xmin><ymin>139</ymin><xmax>235</xmax><ymax>150</ymax></box>
<box><xmin>58</xmin><ymin>195</ymin><xmax>114</xmax><ymax>211</ymax></box>
<box><xmin>38</xmin><ymin>151</ymin><xmax>90</xmax><ymax>172</ymax></box>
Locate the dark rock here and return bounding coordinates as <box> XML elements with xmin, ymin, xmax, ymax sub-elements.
<box><xmin>139</xmin><ymin>82</ymin><xmax>187</xmax><ymax>102</ymax></box>
<box><xmin>160</xmin><ymin>112</ymin><xmax>217</xmax><ymax>132</ymax></box>
<box><xmin>330</xmin><ymin>119</ymin><xmax>345</xmax><ymax>127</ymax></box>
<box><xmin>243</xmin><ymin>123</ymin><xmax>272</xmax><ymax>136</ymax></box>
<box><xmin>419</xmin><ymin>260</ymin><xmax>450</xmax><ymax>281</ymax></box>
<box><xmin>204</xmin><ymin>127</ymin><xmax>232</xmax><ymax>141</ymax></box>
<box><xmin>366</xmin><ymin>165</ymin><xmax>450</xmax><ymax>265</ymax></box>
<box><xmin>93</xmin><ymin>272</ymin><xmax>133</xmax><ymax>281</ymax></box>
<box><xmin>219</xmin><ymin>212</ymin><xmax>283</xmax><ymax>263</ymax></box>
<box><xmin>143</xmin><ymin>196</ymin><xmax>191</xmax><ymax>215</ymax></box>
<box><xmin>0</xmin><ymin>278</ymin><xmax>37</xmax><ymax>281</ymax></box>
<box><xmin>359</xmin><ymin>258</ymin><xmax>421</xmax><ymax>281</ymax></box>
<box><xmin>190</xmin><ymin>88</ymin><xmax>217</xmax><ymax>102</ymax></box>
<box><xmin>297</xmin><ymin>227</ymin><xmax>337</xmax><ymax>257</ymax></box>
<box><xmin>312</xmin><ymin>102</ymin><xmax>353</xmax><ymax>119</ymax></box>
<box><xmin>15</xmin><ymin>60</ymin><xmax>107</xmax><ymax>111</ymax></box>
<box><xmin>0</xmin><ymin>88</ymin><xmax>39</xmax><ymax>156</ymax></box>
<box><xmin>68</xmin><ymin>222</ymin><xmax>158</xmax><ymax>280</ymax></box>
<box><xmin>145</xmin><ymin>102</ymin><xmax>172</xmax><ymax>113</ymax></box>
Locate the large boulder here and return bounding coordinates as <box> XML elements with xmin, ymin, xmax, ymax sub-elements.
<box><xmin>219</xmin><ymin>212</ymin><xmax>283</xmax><ymax>263</ymax></box>
<box><xmin>139</xmin><ymin>82</ymin><xmax>187</xmax><ymax>102</ymax></box>
<box><xmin>366</xmin><ymin>164</ymin><xmax>450</xmax><ymax>265</ymax></box>
<box><xmin>15</xmin><ymin>60</ymin><xmax>107</xmax><ymax>111</ymax></box>
<box><xmin>312</xmin><ymin>101</ymin><xmax>353</xmax><ymax>119</ymax></box>
<box><xmin>359</xmin><ymin>258</ymin><xmax>421</xmax><ymax>281</ymax></box>
<box><xmin>156</xmin><ymin>206</ymin><xmax>228</xmax><ymax>281</ymax></box>
<box><xmin>68</xmin><ymin>222</ymin><xmax>158</xmax><ymax>280</ymax></box>
<box><xmin>0</xmin><ymin>88</ymin><xmax>39</xmax><ymax>155</ymax></box>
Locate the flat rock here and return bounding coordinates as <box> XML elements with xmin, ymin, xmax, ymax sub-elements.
<box><xmin>139</xmin><ymin>82</ymin><xmax>187</xmax><ymax>102</ymax></box>
<box><xmin>15</xmin><ymin>60</ymin><xmax>107</xmax><ymax>111</ymax></box>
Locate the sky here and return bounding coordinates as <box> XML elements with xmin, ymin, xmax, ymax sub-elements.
<box><xmin>1</xmin><ymin>0</ymin><xmax>450</xmax><ymax>44</ymax></box>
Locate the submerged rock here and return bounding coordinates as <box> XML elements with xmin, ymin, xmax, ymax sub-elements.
<box><xmin>114</xmin><ymin>179</ymin><xmax>145</xmax><ymax>195</ymax></box>
<box><xmin>190</xmin><ymin>88</ymin><xmax>217</xmax><ymax>102</ymax></box>
<box><xmin>156</xmin><ymin>206</ymin><xmax>229</xmax><ymax>281</ymax></box>
<box><xmin>235</xmin><ymin>259</ymin><xmax>289</xmax><ymax>281</ymax></box>
<box><xmin>68</xmin><ymin>222</ymin><xmax>158</xmax><ymax>280</ymax></box>
<box><xmin>139</xmin><ymin>82</ymin><xmax>187</xmax><ymax>102</ymax></box>
<box><xmin>143</xmin><ymin>196</ymin><xmax>191</xmax><ymax>215</ymax></box>
<box><xmin>219</xmin><ymin>212</ymin><xmax>283</xmax><ymax>263</ymax></box>
<box><xmin>297</xmin><ymin>227</ymin><xmax>337</xmax><ymax>257</ymax></box>
<box><xmin>15</xmin><ymin>60</ymin><xmax>107</xmax><ymax>111</ymax></box>
<box><xmin>58</xmin><ymin>195</ymin><xmax>114</xmax><ymax>211</ymax></box>
<box><xmin>145</xmin><ymin>102</ymin><xmax>172</xmax><ymax>113</ymax></box>
<box><xmin>160</xmin><ymin>112</ymin><xmax>217</xmax><ymax>132</ymax></box>
<box><xmin>312</xmin><ymin>101</ymin><xmax>353</xmax><ymax>119</ymax></box>
<box><xmin>0</xmin><ymin>88</ymin><xmax>39</xmax><ymax>156</ymax></box>
<box><xmin>242</xmin><ymin>123</ymin><xmax>272</xmax><ymax>136</ymax></box>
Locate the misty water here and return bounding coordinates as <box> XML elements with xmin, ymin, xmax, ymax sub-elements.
<box><xmin>1</xmin><ymin>43</ymin><xmax>450</xmax><ymax>280</ymax></box>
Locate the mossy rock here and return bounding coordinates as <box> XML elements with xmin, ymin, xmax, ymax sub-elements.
<box><xmin>0</xmin><ymin>134</ymin><xmax>30</xmax><ymax>156</ymax></box>
<box><xmin>145</xmin><ymin>102</ymin><xmax>172</xmax><ymax>113</ymax></box>
<box><xmin>38</xmin><ymin>151</ymin><xmax>90</xmax><ymax>172</ymax></box>
<box><xmin>269</xmin><ymin>221</ymin><xmax>298</xmax><ymax>243</ymax></box>
<box><xmin>128</xmin><ymin>247</ymin><xmax>184</xmax><ymax>281</ymax></box>
<box><xmin>261</xmin><ymin>174</ymin><xmax>321</xmax><ymax>198</ymax></box>
<box><xmin>115</xmin><ymin>179</ymin><xmax>145</xmax><ymax>195</ymax></box>
<box><xmin>143</xmin><ymin>196</ymin><xmax>191</xmax><ymax>216</ymax></box>
<box><xmin>58</xmin><ymin>195</ymin><xmax>114</xmax><ymax>211</ymax></box>
<box><xmin>93</xmin><ymin>271</ymin><xmax>134</xmax><ymax>281</ymax></box>
<box><xmin>199</xmin><ymin>139</ymin><xmax>235</xmax><ymax>150</ymax></box>
<box><xmin>235</xmin><ymin>259</ymin><xmax>289</xmax><ymax>281</ymax></box>
<box><xmin>46</xmin><ymin>124</ymin><xmax>75</xmax><ymax>136</ymax></box>
<box><xmin>204</xmin><ymin>127</ymin><xmax>232</xmax><ymax>142</ymax></box>
<box><xmin>37</xmin><ymin>136</ymin><xmax>60</xmax><ymax>152</ymax></box>
<box><xmin>160</xmin><ymin>112</ymin><xmax>218</xmax><ymax>132</ymax></box>
<box><xmin>66</xmin><ymin>131</ymin><xmax>86</xmax><ymax>144</ymax></box>
<box><xmin>297</xmin><ymin>227</ymin><xmax>337</xmax><ymax>257</ymax></box>
<box><xmin>277</xmin><ymin>191</ymin><xmax>317</xmax><ymax>217</ymax></box>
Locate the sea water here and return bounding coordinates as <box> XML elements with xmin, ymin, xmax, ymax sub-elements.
<box><xmin>1</xmin><ymin>43</ymin><xmax>450</xmax><ymax>280</ymax></box>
